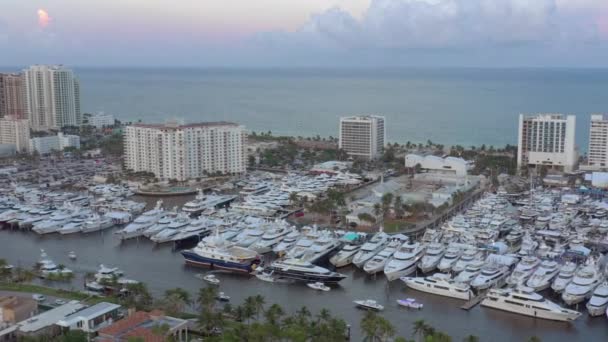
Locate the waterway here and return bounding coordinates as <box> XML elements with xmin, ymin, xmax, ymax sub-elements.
<box><xmin>0</xmin><ymin>196</ymin><xmax>606</xmax><ymax>341</ymax></box>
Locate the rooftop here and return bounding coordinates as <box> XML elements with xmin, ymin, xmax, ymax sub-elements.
<box><xmin>57</xmin><ymin>302</ymin><xmax>121</xmax><ymax>327</ymax></box>
<box><xmin>131</xmin><ymin>121</ymin><xmax>240</xmax><ymax>129</ymax></box>
<box><xmin>18</xmin><ymin>300</ymin><xmax>85</xmax><ymax>333</ymax></box>
<box><xmin>98</xmin><ymin>310</ymin><xmax>187</xmax><ymax>341</ymax></box>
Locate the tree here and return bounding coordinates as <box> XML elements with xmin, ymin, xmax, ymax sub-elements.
<box><xmin>394</xmin><ymin>195</ymin><xmax>404</xmax><ymax>219</ymax></box>
<box><xmin>162</xmin><ymin>288</ymin><xmax>191</xmax><ymax>315</ymax></box>
<box><xmin>122</xmin><ymin>282</ymin><xmax>153</xmax><ymax>310</ymax></box>
<box><xmin>463</xmin><ymin>335</ymin><xmax>479</xmax><ymax>342</ymax></box>
<box><xmin>358</xmin><ymin>213</ymin><xmax>376</xmax><ymax>224</ymax></box>
<box><xmin>381</xmin><ymin>193</ymin><xmax>394</xmax><ymax>218</ymax></box>
<box><xmin>360</xmin><ymin>310</ymin><xmax>395</xmax><ymax>342</ymax></box>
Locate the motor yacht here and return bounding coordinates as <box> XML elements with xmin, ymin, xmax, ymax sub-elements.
<box><xmin>482</xmin><ymin>287</ymin><xmax>581</xmax><ymax>322</ymax></box>
<box><xmin>181</xmin><ymin>232</ymin><xmax>261</xmax><ymax>273</ymax></box>
<box><xmin>384</xmin><ymin>242</ymin><xmax>426</xmax><ymax>281</ymax></box>
<box><xmin>234</xmin><ymin>227</ymin><xmax>265</xmax><ymax>248</ymax></box>
<box><xmin>58</xmin><ymin>217</ymin><xmax>85</xmax><ymax>235</ymax></box>
<box><xmin>470</xmin><ymin>264</ymin><xmax>509</xmax><ymax>290</ymax></box>
<box><xmin>81</xmin><ymin>214</ymin><xmax>114</xmax><ymax>233</ymax></box>
<box><xmin>272</xmin><ymin>230</ymin><xmax>301</xmax><ymax>255</ymax></box>
<box><xmin>151</xmin><ymin>214</ymin><xmax>191</xmax><ymax>243</ymax></box>
<box><xmin>363</xmin><ymin>240</ymin><xmax>399</xmax><ymax>275</ymax></box>
<box><xmin>586</xmin><ymin>282</ymin><xmax>608</xmax><ymax>316</ymax></box>
<box><xmin>285</xmin><ymin>237</ymin><xmax>315</xmax><ymax>259</ymax></box>
<box><xmin>452</xmin><ymin>248</ymin><xmax>482</xmax><ymax>273</ymax></box>
<box><xmin>526</xmin><ymin>260</ymin><xmax>559</xmax><ymax>291</ymax></box>
<box><xmin>403</xmin><ymin>273</ymin><xmax>473</xmax><ymax>300</ymax></box>
<box><xmin>551</xmin><ymin>262</ymin><xmax>577</xmax><ymax>293</ymax></box>
<box><xmin>143</xmin><ymin>214</ymin><xmax>175</xmax><ymax>238</ymax></box>
<box><xmin>37</xmin><ymin>250</ymin><xmax>73</xmax><ymax>278</ymax></box>
<box><xmin>330</xmin><ymin>244</ymin><xmax>361</xmax><ymax>268</ymax></box>
<box><xmin>32</xmin><ymin>210</ymin><xmax>75</xmax><ymax>234</ymax></box>
<box><xmin>117</xmin><ymin>201</ymin><xmax>164</xmax><ymax>240</ymax></box>
<box><xmin>562</xmin><ymin>261</ymin><xmax>604</xmax><ymax>305</ymax></box>
<box><xmin>250</xmin><ymin>227</ymin><xmax>293</xmax><ymax>254</ymax></box>
<box><xmin>454</xmin><ymin>260</ymin><xmax>485</xmax><ymax>284</ymax></box>
<box><xmin>170</xmin><ymin>218</ymin><xmax>211</xmax><ymax>243</ymax></box>
<box><xmin>354</xmin><ymin>299</ymin><xmax>384</xmax><ymax>311</ymax></box>
<box><xmin>506</xmin><ymin>256</ymin><xmax>540</xmax><ymax>286</ymax></box>
<box><xmin>266</xmin><ymin>258</ymin><xmax>347</xmax><ymax>284</ymax></box>
<box><xmin>437</xmin><ymin>244</ymin><xmax>462</xmax><ymax>273</ymax></box>
<box><xmin>352</xmin><ymin>233</ymin><xmax>389</xmax><ymax>268</ymax></box>
<box><xmin>418</xmin><ymin>242</ymin><xmax>445</xmax><ymax>273</ymax></box>
<box><xmin>304</xmin><ymin>232</ymin><xmax>341</xmax><ymax>264</ymax></box>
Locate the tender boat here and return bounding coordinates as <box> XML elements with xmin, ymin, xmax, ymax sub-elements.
<box><xmin>402</xmin><ymin>273</ymin><xmax>473</xmax><ymax>300</ymax></box>
<box><xmin>68</xmin><ymin>251</ymin><xmax>77</xmax><ymax>260</ymax></box>
<box><xmin>203</xmin><ymin>274</ymin><xmax>220</xmax><ymax>285</ymax></box>
<box><xmin>216</xmin><ymin>292</ymin><xmax>230</xmax><ymax>301</ymax></box>
<box><xmin>354</xmin><ymin>299</ymin><xmax>384</xmax><ymax>311</ymax></box>
<box><xmin>397</xmin><ymin>298</ymin><xmax>424</xmax><ymax>310</ymax></box>
<box><xmin>307</xmin><ymin>282</ymin><xmax>331</xmax><ymax>292</ymax></box>
<box><xmin>384</xmin><ymin>242</ymin><xmax>425</xmax><ymax>281</ymax></box>
<box><xmin>587</xmin><ymin>282</ymin><xmax>608</xmax><ymax>316</ymax></box>
<box><xmin>255</xmin><ymin>270</ymin><xmax>276</xmax><ymax>283</ymax></box>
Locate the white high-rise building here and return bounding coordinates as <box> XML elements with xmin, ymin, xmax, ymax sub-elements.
<box><xmin>339</xmin><ymin>115</ymin><xmax>385</xmax><ymax>160</ymax></box>
<box><xmin>517</xmin><ymin>114</ymin><xmax>577</xmax><ymax>172</ymax></box>
<box><xmin>23</xmin><ymin>65</ymin><xmax>81</xmax><ymax>130</ymax></box>
<box><xmin>0</xmin><ymin>117</ymin><xmax>30</xmax><ymax>153</ymax></box>
<box><xmin>587</xmin><ymin>114</ymin><xmax>608</xmax><ymax>169</ymax></box>
<box><xmin>124</xmin><ymin>121</ymin><xmax>247</xmax><ymax>181</ymax></box>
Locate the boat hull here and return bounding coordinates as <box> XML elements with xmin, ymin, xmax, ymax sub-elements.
<box><xmin>181</xmin><ymin>250</ymin><xmax>259</xmax><ymax>274</ymax></box>
<box><xmin>403</xmin><ymin>278</ymin><xmax>472</xmax><ymax>300</ymax></box>
<box><xmin>481</xmin><ymin>300</ymin><xmax>580</xmax><ymax>322</ymax></box>
<box><xmin>384</xmin><ymin>262</ymin><xmax>418</xmax><ymax>282</ymax></box>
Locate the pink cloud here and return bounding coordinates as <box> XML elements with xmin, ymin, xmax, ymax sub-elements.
<box><xmin>38</xmin><ymin>9</ymin><xmax>51</xmax><ymax>28</ymax></box>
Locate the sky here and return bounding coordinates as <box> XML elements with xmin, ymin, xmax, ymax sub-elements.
<box><xmin>1</xmin><ymin>0</ymin><xmax>608</xmax><ymax>67</ymax></box>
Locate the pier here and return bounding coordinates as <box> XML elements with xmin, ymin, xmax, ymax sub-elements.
<box><xmin>461</xmin><ymin>294</ymin><xmax>486</xmax><ymax>311</ymax></box>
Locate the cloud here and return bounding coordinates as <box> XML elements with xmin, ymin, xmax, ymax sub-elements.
<box><xmin>38</xmin><ymin>9</ymin><xmax>51</xmax><ymax>29</ymax></box>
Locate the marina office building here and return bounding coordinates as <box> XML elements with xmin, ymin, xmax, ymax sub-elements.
<box><xmin>124</xmin><ymin>121</ymin><xmax>247</xmax><ymax>181</ymax></box>
<box><xmin>339</xmin><ymin>115</ymin><xmax>385</xmax><ymax>160</ymax></box>
<box><xmin>517</xmin><ymin>114</ymin><xmax>577</xmax><ymax>172</ymax></box>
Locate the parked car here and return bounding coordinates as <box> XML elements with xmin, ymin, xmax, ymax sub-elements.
<box><xmin>32</xmin><ymin>294</ymin><xmax>46</xmax><ymax>302</ymax></box>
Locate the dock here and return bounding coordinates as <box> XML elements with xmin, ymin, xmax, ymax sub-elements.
<box><xmin>461</xmin><ymin>294</ymin><xmax>485</xmax><ymax>310</ymax></box>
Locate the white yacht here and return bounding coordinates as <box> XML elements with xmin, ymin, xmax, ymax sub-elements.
<box><xmin>330</xmin><ymin>244</ymin><xmax>361</xmax><ymax>268</ymax></box>
<box><xmin>304</xmin><ymin>232</ymin><xmax>341</xmax><ymax>263</ymax></box>
<box><xmin>32</xmin><ymin>210</ymin><xmax>75</xmax><ymax>234</ymax></box>
<box><xmin>452</xmin><ymin>248</ymin><xmax>482</xmax><ymax>273</ymax></box>
<box><xmin>586</xmin><ymin>282</ymin><xmax>608</xmax><ymax>316</ymax></box>
<box><xmin>551</xmin><ymin>262</ymin><xmax>577</xmax><ymax>294</ymax></box>
<box><xmin>384</xmin><ymin>242</ymin><xmax>426</xmax><ymax>281</ymax></box>
<box><xmin>272</xmin><ymin>230</ymin><xmax>301</xmax><ymax>255</ymax></box>
<box><xmin>266</xmin><ymin>258</ymin><xmax>347</xmax><ymax>283</ymax></box>
<box><xmin>151</xmin><ymin>214</ymin><xmax>191</xmax><ymax>243</ymax></box>
<box><xmin>285</xmin><ymin>237</ymin><xmax>315</xmax><ymax>259</ymax></box>
<box><xmin>526</xmin><ymin>260</ymin><xmax>559</xmax><ymax>291</ymax></box>
<box><xmin>562</xmin><ymin>261</ymin><xmax>604</xmax><ymax>305</ymax></box>
<box><xmin>181</xmin><ymin>232</ymin><xmax>261</xmax><ymax>273</ymax></box>
<box><xmin>58</xmin><ymin>217</ymin><xmax>86</xmax><ymax>235</ymax></box>
<box><xmin>37</xmin><ymin>250</ymin><xmax>73</xmax><ymax>278</ymax></box>
<box><xmin>470</xmin><ymin>264</ymin><xmax>509</xmax><ymax>290</ymax></box>
<box><xmin>363</xmin><ymin>240</ymin><xmax>400</xmax><ymax>275</ymax></box>
<box><xmin>402</xmin><ymin>273</ymin><xmax>473</xmax><ymax>300</ymax></box>
<box><xmin>117</xmin><ymin>201</ymin><xmax>164</xmax><ymax>240</ymax></box>
<box><xmin>437</xmin><ymin>244</ymin><xmax>462</xmax><ymax>273</ymax></box>
<box><xmin>352</xmin><ymin>233</ymin><xmax>389</xmax><ymax>268</ymax></box>
<box><xmin>81</xmin><ymin>214</ymin><xmax>114</xmax><ymax>233</ymax></box>
<box><xmin>506</xmin><ymin>256</ymin><xmax>540</xmax><ymax>286</ymax></box>
<box><xmin>482</xmin><ymin>287</ymin><xmax>581</xmax><ymax>322</ymax></box>
<box><xmin>182</xmin><ymin>190</ymin><xmax>235</xmax><ymax>216</ymax></box>
<box><xmin>143</xmin><ymin>213</ymin><xmax>175</xmax><ymax>238</ymax></box>
<box><xmin>170</xmin><ymin>218</ymin><xmax>211</xmax><ymax>242</ymax></box>
<box><xmin>250</xmin><ymin>227</ymin><xmax>293</xmax><ymax>254</ymax></box>
<box><xmin>234</xmin><ymin>227</ymin><xmax>265</xmax><ymax>248</ymax></box>
<box><xmin>418</xmin><ymin>242</ymin><xmax>445</xmax><ymax>273</ymax></box>
<box><xmin>454</xmin><ymin>260</ymin><xmax>485</xmax><ymax>284</ymax></box>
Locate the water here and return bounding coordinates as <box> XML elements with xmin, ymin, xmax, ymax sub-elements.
<box><xmin>1</xmin><ymin>197</ymin><xmax>607</xmax><ymax>341</ymax></box>
<box><xmin>78</xmin><ymin>67</ymin><xmax>608</xmax><ymax>149</ymax></box>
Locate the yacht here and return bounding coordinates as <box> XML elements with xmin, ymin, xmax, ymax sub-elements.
<box><xmin>330</xmin><ymin>244</ymin><xmax>361</xmax><ymax>268</ymax></box>
<box><xmin>452</xmin><ymin>248</ymin><xmax>482</xmax><ymax>273</ymax></box>
<box><xmin>363</xmin><ymin>240</ymin><xmax>399</xmax><ymax>275</ymax></box>
<box><xmin>551</xmin><ymin>262</ymin><xmax>577</xmax><ymax>294</ymax></box>
<box><xmin>562</xmin><ymin>261</ymin><xmax>604</xmax><ymax>305</ymax></box>
<box><xmin>354</xmin><ymin>300</ymin><xmax>384</xmax><ymax>311</ymax></box>
<box><xmin>234</xmin><ymin>227</ymin><xmax>265</xmax><ymax>248</ymax></box>
<box><xmin>143</xmin><ymin>213</ymin><xmax>175</xmax><ymax>238</ymax></box>
<box><xmin>117</xmin><ymin>201</ymin><xmax>164</xmax><ymax>240</ymax></box>
<box><xmin>37</xmin><ymin>250</ymin><xmax>73</xmax><ymax>278</ymax></box>
<box><xmin>481</xmin><ymin>287</ymin><xmax>581</xmax><ymax>322</ymax></box>
<box><xmin>58</xmin><ymin>217</ymin><xmax>85</xmax><ymax>235</ymax></box>
<box><xmin>285</xmin><ymin>237</ymin><xmax>315</xmax><ymax>259</ymax></box>
<box><xmin>304</xmin><ymin>232</ymin><xmax>341</xmax><ymax>264</ymax></box>
<box><xmin>384</xmin><ymin>242</ymin><xmax>426</xmax><ymax>281</ymax></box>
<box><xmin>94</xmin><ymin>265</ymin><xmax>137</xmax><ymax>285</ymax></box>
<box><xmin>437</xmin><ymin>244</ymin><xmax>462</xmax><ymax>273</ymax></box>
<box><xmin>81</xmin><ymin>214</ymin><xmax>114</xmax><ymax>233</ymax></box>
<box><xmin>250</xmin><ymin>227</ymin><xmax>293</xmax><ymax>254</ymax></box>
<box><xmin>454</xmin><ymin>260</ymin><xmax>485</xmax><ymax>284</ymax></box>
<box><xmin>272</xmin><ymin>230</ymin><xmax>301</xmax><ymax>255</ymax></box>
<box><xmin>418</xmin><ymin>242</ymin><xmax>445</xmax><ymax>273</ymax></box>
<box><xmin>526</xmin><ymin>260</ymin><xmax>559</xmax><ymax>291</ymax></box>
<box><xmin>506</xmin><ymin>256</ymin><xmax>540</xmax><ymax>286</ymax></box>
<box><xmin>32</xmin><ymin>210</ymin><xmax>75</xmax><ymax>234</ymax></box>
<box><xmin>586</xmin><ymin>282</ymin><xmax>608</xmax><ymax>316</ymax></box>
<box><xmin>352</xmin><ymin>233</ymin><xmax>389</xmax><ymax>268</ymax></box>
<box><xmin>266</xmin><ymin>258</ymin><xmax>347</xmax><ymax>284</ymax></box>
<box><xmin>170</xmin><ymin>218</ymin><xmax>211</xmax><ymax>243</ymax></box>
<box><xmin>182</xmin><ymin>190</ymin><xmax>236</xmax><ymax>216</ymax></box>
<box><xmin>151</xmin><ymin>214</ymin><xmax>191</xmax><ymax>243</ymax></box>
<box><xmin>402</xmin><ymin>273</ymin><xmax>473</xmax><ymax>300</ymax></box>
<box><xmin>181</xmin><ymin>232</ymin><xmax>261</xmax><ymax>273</ymax></box>
<box><xmin>470</xmin><ymin>264</ymin><xmax>509</xmax><ymax>290</ymax></box>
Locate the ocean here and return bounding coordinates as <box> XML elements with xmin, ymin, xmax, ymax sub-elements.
<box><xmin>77</xmin><ymin>67</ymin><xmax>608</xmax><ymax>150</ymax></box>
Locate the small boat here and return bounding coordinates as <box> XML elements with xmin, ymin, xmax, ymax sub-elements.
<box><xmin>354</xmin><ymin>299</ymin><xmax>384</xmax><ymax>311</ymax></box>
<box><xmin>68</xmin><ymin>251</ymin><xmax>77</xmax><ymax>260</ymax></box>
<box><xmin>202</xmin><ymin>274</ymin><xmax>220</xmax><ymax>285</ymax></box>
<box><xmin>307</xmin><ymin>282</ymin><xmax>330</xmax><ymax>292</ymax></box>
<box><xmin>255</xmin><ymin>269</ymin><xmax>276</xmax><ymax>283</ymax></box>
<box><xmin>397</xmin><ymin>298</ymin><xmax>424</xmax><ymax>310</ymax></box>
<box><xmin>216</xmin><ymin>292</ymin><xmax>230</xmax><ymax>302</ymax></box>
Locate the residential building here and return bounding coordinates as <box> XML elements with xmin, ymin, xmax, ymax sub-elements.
<box><xmin>0</xmin><ymin>296</ymin><xmax>38</xmax><ymax>325</ymax></box>
<box><xmin>517</xmin><ymin>114</ymin><xmax>577</xmax><ymax>172</ymax></box>
<box><xmin>339</xmin><ymin>115</ymin><xmax>385</xmax><ymax>160</ymax></box>
<box><xmin>587</xmin><ymin>114</ymin><xmax>608</xmax><ymax>170</ymax></box>
<box><xmin>124</xmin><ymin>121</ymin><xmax>247</xmax><ymax>181</ymax></box>
<box><xmin>0</xmin><ymin>73</ymin><xmax>26</xmax><ymax>119</ymax></box>
<box><xmin>97</xmin><ymin>310</ymin><xmax>189</xmax><ymax>342</ymax></box>
<box><xmin>0</xmin><ymin>300</ymin><xmax>85</xmax><ymax>340</ymax></box>
<box><xmin>0</xmin><ymin>117</ymin><xmax>30</xmax><ymax>153</ymax></box>
<box><xmin>23</xmin><ymin>65</ymin><xmax>81</xmax><ymax>130</ymax></box>
<box><xmin>29</xmin><ymin>133</ymin><xmax>81</xmax><ymax>154</ymax></box>
<box><xmin>405</xmin><ymin>154</ymin><xmax>472</xmax><ymax>177</ymax></box>
<box><xmin>85</xmin><ymin>112</ymin><xmax>115</xmax><ymax>128</ymax></box>
<box><xmin>56</xmin><ymin>302</ymin><xmax>121</xmax><ymax>333</ymax></box>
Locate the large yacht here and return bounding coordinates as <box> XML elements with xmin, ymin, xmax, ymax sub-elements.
<box><xmin>151</xmin><ymin>214</ymin><xmax>191</xmax><ymax>243</ymax></box>
<box><xmin>452</xmin><ymin>248</ymin><xmax>482</xmax><ymax>273</ymax></box>
<box><xmin>181</xmin><ymin>232</ymin><xmax>261</xmax><ymax>273</ymax></box>
<box><xmin>363</xmin><ymin>240</ymin><xmax>400</xmax><ymax>275</ymax></box>
<box><xmin>234</xmin><ymin>227</ymin><xmax>265</xmax><ymax>248</ymax></box>
<box><xmin>117</xmin><ymin>201</ymin><xmax>164</xmax><ymax>240</ymax></box>
<box><xmin>330</xmin><ymin>244</ymin><xmax>361</xmax><ymax>268</ymax></box>
<box><xmin>272</xmin><ymin>230</ymin><xmax>301</xmax><ymax>255</ymax></box>
<box><xmin>352</xmin><ymin>233</ymin><xmax>389</xmax><ymax>268</ymax></box>
<box><xmin>506</xmin><ymin>256</ymin><xmax>540</xmax><ymax>286</ymax></box>
<box><xmin>304</xmin><ymin>232</ymin><xmax>341</xmax><ymax>264</ymax></box>
<box><xmin>403</xmin><ymin>273</ymin><xmax>473</xmax><ymax>300</ymax></box>
<box><xmin>266</xmin><ymin>258</ymin><xmax>347</xmax><ymax>284</ymax></box>
<box><xmin>437</xmin><ymin>244</ymin><xmax>462</xmax><ymax>273</ymax></box>
<box><xmin>143</xmin><ymin>213</ymin><xmax>175</xmax><ymax>238</ymax></box>
<box><xmin>454</xmin><ymin>260</ymin><xmax>485</xmax><ymax>284</ymax></box>
<box><xmin>418</xmin><ymin>242</ymin><xmax>446</xmax><ymax>273</ymax></box>
<box><xmin>250</xmin><ymin>227</ymin><xmax>293</xmax><ymax>254</ymax></box>
<box><xmin>170</xmin><ymin>218</ymin><xmax>212</xmax><ymax>243</ymax></box>
<box><xmin>481</xmin><ymin>287</ymin><xmax>581</xmax><ymax>322</ymax></box>
<box><xmin>562</xmin><ymin>261</ymin><xmax>604</xmax><ymax>305</ymax></box>
<box><xmin>32</xmin><ymin>209</ymin><xmax>77</xmax><ymax>234</ymax></box>
<box><xmin>81</xmin><ymin>214</ymin><xmax>114</xmax><ymax>233</ymax></box>
<box><xmin>470</xmin><ymin>264</ymin><xmax>509</xmax><ymax>290</ymax></box>
<box><xmin>526</xmin><ymin>260</ymin><xmax>559</xmax><ymax>291</ymax></box>
<box><xmin>586</xmin><ymin>282</ymin><xmax>608</xmax><ymax>316</ymax></box>
<box><xmin>384</xmin><ymin>242</ymin><xmax>426</xmax><ymax>281</ymax></box>
<box><xmin>182</xmin><ymin>190</ymin><xmax>236</xmax><ymax>216</ymax></box>
<box><xmin>551</xmin><ymin>262</ymin><xmax>577</xmax><ymax>293</ymax></box>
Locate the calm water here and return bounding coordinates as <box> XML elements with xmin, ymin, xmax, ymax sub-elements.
<box><xmin>77</xmin><ymin>67</ymin><xmax>608</xmax><ymax>149</ymax></box>
<box><xmin>1</xmin><ymin>197</ymin><xmax>607</xmax><ymax>341</ymax></box>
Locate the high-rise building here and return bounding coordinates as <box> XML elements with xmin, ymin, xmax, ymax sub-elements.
<box><xmin>0</xmin><ymin>117</ymin><xmax>30</xmax><ymax>153</ymax></box>
<box><xmin>29</xmin><ymin>132</ymin><xmax>80</xmax><ymax>154</ymax></box>
<box><xmin>0</xmin><ymin>73</ymin><xmax>26</xmax><ymax>119</ymax></box>
<box><xmin>339</xmin><ymin>115</ymin><xmax>385</xmax><ymax>160</ymax></box>
<box><xmin>23</xmin><ymin>65</ymin><xmax>81</xmax><ymax>130</ymax></box>
<box><xmin>124</xmin><ymin>122</ymin><xmax>247</xmax><ymax>181</ymax></box>
<box><xmin>587</xmin><ymin>114</ymin><xmax>608</xmax><ymax>169</ymax></box>
<box><xmin>517</xmin><ymin>114</ymin><xmax>577</xmax><ymax>172</ymax></box>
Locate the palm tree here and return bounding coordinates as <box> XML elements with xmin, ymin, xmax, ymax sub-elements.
<box><xmin>164</xmin><ymin>287</ymin><xmax>191</xmax><ymax>306</ymax></box>
<box><xmin>373</xmin><ymin>203</ymin><xmax>382</xmax><ymax>225</ymax></box>
<box><xmin>463</xmin><ymin>335</ymin><xmax>479</xmax><ymax>342</ymax></box>
<box><xmin>253</xmin><ymin>294</ymin><xmax>265</xmax><ymax>320</ymax></box>
<box><xmin>196</xmin><ymin>286</ymin><xmax>217</xmax><ymax>312</ymax></box>
<box><xmin>412</xmin><ymin>319</ymin><xmax>428</xmax><ymax>342</ymax></box>
<box><xmin>243</xmin><ymin>296</ymin><xmax>257</xmax><ymax>324</ymax></box>
<box><xmin>361</xmin><ymin>310</ymin><xmax>395</xmax><ymax>342</ymax></box>
<box><xmin>264</xmin><ymin>303</ymin><xmax>284</xmax><ymax>326</ymax></box>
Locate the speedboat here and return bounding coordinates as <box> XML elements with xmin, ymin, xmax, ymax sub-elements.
<box><xmin>526</xmin><ymin>260</ymin><xmax>559</xmax><ymax>291</ymax></box>
<box><xmin>307</xmin><ymin>282</ymin><xmax>331</xmax><ymax>292</ymax></box>
<box><xmin>418</xmin><ymin>242</ymin><xmax>445</xmax><ymax>273</ymax></box>
<box><xmin>216</xmin><ymin>292</ymin><xmax>230</xmax><ymax>302</ymax></box>
<box><xmin>482</xmin><ymin>287</ymin><xmax>581</xmax><ymax>321</ymax></box>
<box><xmin>329</xmin><ymin>244</ymin><xmax>361</xmax><ymax>268</ymax></box>
<box><xmin>272</xmin><ymin>230</ymin><xmax>301</xmax><ymax>255</ymax></box>
<box><xmin>68</xmin><ymin>251</ymin><xmax>77</xmax><ymax>260</ymax></box>
<box><xmin>255</xmin><ymin>269</ymin><xmax>276</xmax><ymax>283</ymax></box>
<box><xmin>437</xmin><ymin>244</ymin><xmax>462</xmax><ymax>273</ymax></box>
<box><xmin>551</xmin><ymin>262</ymin><xmax>577</xmax><ymax>294</ymax></box>
<box><xmin>384</xmin><ymin>242</ymin><xmax>426</xmax><ymax>281</ymax></box>
<box><xmin>454</xmin><ymin>260</ymin><xmax>485</xmax><ymax>284</ymax></box>
<box><xmin>506</xmin><ymin>256</ymin><xmax>540</xmax><ymax>286</ymax></box>
<box><xmin>402</xmin><ymin>273</ymin><xmax>473</xmax><ymax>300</ymax></box>
<box><xmin>396</xmin><ymin>298</ymin><xmax>424</xmax><ymax>309</ymax></box>
<box><xmin>363</xmin><ymin>240</ymin><xmax>399</xmax><ymax>275</ymax></box>
<box><xmin>470</xmin><ymin>264</ymin><xmax>509</xmax><ymax>290</ymax></box>
<box><xmin>354</xmin><ymin>299</ymin><xmax>384</xmax><ymax>311</ymax></box>
<box><xmin>203</xmin><ymin>274</ymin><xmax>220</xmax><ymax>285</ymax></box>
<box><xmin>562</xmin><ymin>261</ymin><xmax>603</xmax><ymax>305</ymax></box>
<box><xmin>586</xmin><ymin>282</ymin><xmax>608</xmax><ymax>316</ymax></box>
<box><xmin>352</xmin><ymin>233</ymin><xmax>389</xmax><ymax>268</ymax></box>
<box><xmin>266</xmin><ymin>258</ymin><xmax>347</xmax><ymax>284</ymax></box>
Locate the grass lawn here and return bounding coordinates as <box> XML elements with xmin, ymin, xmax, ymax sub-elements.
<box><xmin>0</xmin><ymin>282</ymin><xmax>119</xmax><ymax>305</ymax></box>
<box><xmin>383</xmin><ymin>220</ymin><xmax>417</xmax><ymax>233</ymax></box>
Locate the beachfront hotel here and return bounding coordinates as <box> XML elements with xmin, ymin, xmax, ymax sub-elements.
<box><xmin>517</xmin><ymin>114</ymin><xmax>577</xmax><ymax>172</ymax></box>
<box><xmin>0</xmin><ymin>73</ymin><xmax>26</xmax><ymax>119</ymax></box>
<box><xmin>339</xmin><ymin>115</ymin><xmax>385</xmax><ymax>160</ymax></box>
<box><xmin>124</xmin><ymin>121</ymin><xmax>247</xmax><ymax>181</ymax></box>
<box><xmin>586</xmin><ymin>114</ymin><xmax>608</xmax><ymax>170</ymax></box>
<box><xmin>23</xmin><ymin>65</ymin><xmax>81</xmax><ymax>130</ymax></box>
